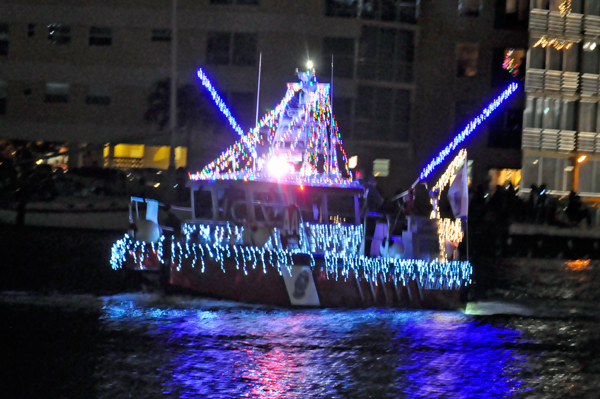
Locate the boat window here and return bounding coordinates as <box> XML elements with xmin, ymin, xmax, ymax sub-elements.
<box><xmin>223</xmin><ymin>186</ymin><xmax>246</xmax><ymax>222</ymax></box>
<box><xmin>293</xmin><ymin>191</ymin><xmax>323</xmax><ymax>222</ymax></box>
<box><xmin>194</xmin><ymin>190</ymin><xmax>213</xmax><ymax>219</ymax></box>
<box><xmin>253</xmin><ymin>190</ymin><xmax>285</xmax><ymax>224</ymax></box>
<box><xmin>328</xmin><ymin>194</ymin><xmax>356</xmax><ymax>224</ymax></box>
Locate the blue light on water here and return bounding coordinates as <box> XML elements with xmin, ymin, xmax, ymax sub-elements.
<box><xmin>100</xmin><ymin>300</ymin><xmax>526</xmax><ymax>398</ymax></box>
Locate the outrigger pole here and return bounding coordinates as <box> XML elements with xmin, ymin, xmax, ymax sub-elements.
<box><xmin>393</xmin><ymin>82</ymin><xmax>519</xmax><ymax>201</ymax></box>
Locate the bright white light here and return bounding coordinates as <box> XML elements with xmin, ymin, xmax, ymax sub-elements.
<box><xmin>348</xmin><ymin>155</ymin><xmax>358</xmax><ymax>169</ymax></box>
<box><xmin>306</xmin><ymin>60</ymin><xmax>314</xmax><ymax>70</ymax></box>
<box><xmin>267</xmin><ymin>156</ymin><xmax>294</xmax><ymax>178</ymax></box>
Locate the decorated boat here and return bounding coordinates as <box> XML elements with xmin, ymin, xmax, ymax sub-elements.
<box><xmin>109</xmin><ymin>67</ymin><xmax>519</xmax><ymax>309</ymax></box>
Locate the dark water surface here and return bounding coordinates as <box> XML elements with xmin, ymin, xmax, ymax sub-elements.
<box><xmin>3</xmin><ymin>257</ymin><xmax>600</xmax><ymax>398</ymax></box>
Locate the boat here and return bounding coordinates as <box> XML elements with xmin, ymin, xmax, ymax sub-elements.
<box><xmin>110</xmin><ymin>67</ymin><xmax>473</xmax><ymax>309</ymax></box>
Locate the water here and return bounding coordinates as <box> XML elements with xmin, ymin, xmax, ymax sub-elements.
<box><xmin>3</xmin><ymin>258</ymin><xmax>600</xmax><ymax>398</ymax></box>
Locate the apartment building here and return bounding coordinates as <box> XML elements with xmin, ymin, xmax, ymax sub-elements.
<box><xmin>414</xmin><ymin>0</ymin><xmax>527</xmax><ymax>190</ymax></box>
<box><xmin>522</xmin><ymin>0</ymin><xmax>600</xmax><ymax>197</ymax></box>
<box><xmin>0</xmin><ymin>0</ymin><xmax>527</xmax><ymax>196</ymax></box>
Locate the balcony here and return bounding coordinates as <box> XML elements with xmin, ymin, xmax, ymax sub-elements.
<box><xmin>584</xmin><ymin>15</ymin><xmax>600</xmax><ymax>37</ymax></box>
<box><xmin>522</xmin><ymin>128</ymin><xmax>576</xmax><ymax>152</ymax></box>
<box><xmin>525</xmin><ymin>69</ymin><xmax>579</xmax><ymax>94</ymax></box>
<box><xmin>578</xmin><ymin>132</ymin><xmax>600</xmax><ymax>153</ymax></box>
<box><xmin>530</xmin><ymin>10</ymin><xmax>583</xmax><ymax>39</ymax></box>
<box><xmin>581</xmin><ymin>74</ymin><xmax>600</xmax><ymax>97</ymax></box>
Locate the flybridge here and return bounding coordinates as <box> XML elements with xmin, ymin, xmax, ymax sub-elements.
<box><xmin>190</xmin><ymin>68</ymin><xmax>359</xmax><ymax>188</ymax></box>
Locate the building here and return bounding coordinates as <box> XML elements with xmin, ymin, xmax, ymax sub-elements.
<box><xmin>521</xmin><ymin>0</ymin><xmax>600</xmax><ymax>198</ymax></box>
<box><xmin>414</xmin><ymin>0</ymin><xmax>527</xmax><ymax>192</ymax></box>
<box><xmin>0</xmin><ymin>0</ymin><xmax>526</xmax><ymax>197</ymax></box>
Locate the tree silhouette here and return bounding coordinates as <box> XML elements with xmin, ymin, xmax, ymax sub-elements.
<box><xmin>144</xmin><ymin>79</ymin><xmax>218</xmax><ymax>166</ymax></box>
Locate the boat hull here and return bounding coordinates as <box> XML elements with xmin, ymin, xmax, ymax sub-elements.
<box><xmin>166</xmin><ymin>256</ymin><xmax>466</xmax><ymax>310</ymax></box>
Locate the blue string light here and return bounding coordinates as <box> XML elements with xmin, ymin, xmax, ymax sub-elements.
<box><xmin>111</xmin><ymin>228</ymin><xmax>473</xmax><ymax>289</ymax></box>
<box><xmin>197</xmin><ymin>68</ymin><xmax>245</xmax><ymax>137</ymax></box>
<box><xmin>419</xmin><ymin>82</ymin><xmax>519</xmax><ymax>181</ymax></box>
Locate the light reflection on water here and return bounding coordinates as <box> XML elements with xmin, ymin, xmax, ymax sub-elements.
<box><xmin>98</xmin><ymin>299</ymin><xmax>525</xmax><ymax>398</ymax></box>
<box><xmin>5</xmin><ymin>258</ymin><xmax>600</xmax><ymax>398</ymax></box>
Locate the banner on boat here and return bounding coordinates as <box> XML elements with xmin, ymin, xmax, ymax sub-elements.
<box><xmin>282</xmin><ymin>265</ymin><xmax>320</xmax><ymax>306</ymax></box>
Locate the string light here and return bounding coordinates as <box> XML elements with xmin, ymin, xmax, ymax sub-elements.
<box><xmin>190</xmin><ymin>70</ymin><xmax>358</xmax><ymax>189</ymax></box>
<box><xmin>419</xmin><ymin>82</ymin><xmax>518</xmax><ymax>181</ymax></box>
<box><xmin>111</xmin><ymin>234</ymin><xmax>472</xmax><ymax>289</ymax></box>
<box><xmin>533</xmin><ymin>36</ymin><xmax>575</xmax><ymax>50</ymax></box>
<box><xmin>197</xmin><ymin>68</ymin><xmax>245</xmax><ymax>137</ymax></box>
<box><xmin>559</xmin><ymin>0</ymin><xmax>572</xmax><ymax>17</ymax></box>
<box><xmin>502</xmin><ymin>49</ymin><xmax>519</xmax><ymax>77</ymax></box>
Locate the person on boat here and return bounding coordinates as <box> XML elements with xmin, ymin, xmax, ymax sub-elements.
<box><xmin>162</xmin><ymin>203</ymin><xmax>182</xmax><ymax>239</ymax></box>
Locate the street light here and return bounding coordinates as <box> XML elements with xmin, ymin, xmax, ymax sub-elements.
<box><xmin>306</xmin><ymin>60</ymin><xmax>313</xmax><ymax>70</ymax></box>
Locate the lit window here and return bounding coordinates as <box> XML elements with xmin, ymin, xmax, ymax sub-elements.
<box><xmin>47</xmin><ymin>24</ymin><xmax>71</xmax><ymax>45</ymax></box>
<box><xmin>0</xmin><ymin>80</ymin><xmax>7</xmax><ymax>115</ymax></box>
<box><xmin>373</xmin><ymin>159</ymin><xmax>390</xmax><ymax>177</ymax></box>
<box><xmin>0</xmin><ymin>23</ymin><xmax>8</xmax><ymax>56</ymax></box>
<box><xmin>45</xmin><ymin>82</ymin><xmax>69</xmax><ymax>103</ymax></box>
<box><xmin>89</xmin><ymin>27</ymin><xmax>112</xmax><ymax>46</ymax></box>
<box><xmin>457</xmin><ymin>43</ymin><xmax>479</xmax><ymax>77</ymax></box>
<box><xmin>86</xmin><ymin>86</ymin><xmax>111</xmax><ymax>105</ymax></box>
<box><xmin>151</xmin><ymin>29</ymin><xmax>171</xmax><ymax>42</ymax></box>
<box><xmin>459</xmin><ymin>0</ymin><xmax>481</xmax><ymax>16</ymax></box>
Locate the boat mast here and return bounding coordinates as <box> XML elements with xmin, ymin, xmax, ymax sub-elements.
<box><xmin>254</xmin><ymin>52</ymin><xmax>262</xmax><ymax>172</ymax></box>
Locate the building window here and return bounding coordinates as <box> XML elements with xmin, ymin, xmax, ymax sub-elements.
<box><xmin>325</xmin><ymin>0</ymin><xmax>359</xmax><ymax>17</ymax></box>
<box><xmin>457</xmin><ymin>43</ymin><xmax>479</xmax><ymax>77</ymax></box>
<box><xmin>492</xmin><ymin>47</ymin><xmax>525</xmax><ymax>86</ymax></box>
<box><xmin>28</xmin><ymin>23</ymin><xmax>35</xmax><ymax>37</ymax></box>
<box><xmin>459</xmin><ymin>0</ymin><xmax>481</xmax><ymax>16</ymax></box>
<box><xmin>48</xmin><ymin>24</ymin><xmax>71</xmax><ymax>45</ymax></box>
<box><xmin>232</xmin><ymin>33</ymin><xmax>257</xmax><ymax>66</ymax></box>
<box><xmin>206</xmin><ymin>32</ymin><xmax>257</xmax><ymax>66</ymax></box>
<box><xmin>522</xmin><ymin>154</ymin><xmax>574</xmax><ymax>192</ymax></box>
<box><xmin>45</xmin><ymin>82</ymin><xmax>70</xmax><ymax>103</ymax></box>
<box><xmin>585</xmin><ymin>0</ymin><xmax>600</xmax><ymax>15</ymax></box>
<box><xmin>0</xmin><ymin>80</ymin><xmax>7</xmax><ymax>115</ymax></box>
<box><xmin>151</xmin><ymin>29</ymin><xmax>171</xmax><ymax>42</ymax></box>
<box><xmin>357</xmin><ymin>26</ymin><xmax>414</xmax><ymax>83</ymax></box>
<box><xmin>495</xmin><ymin>0</ymin><xmax>528</xmax><ymax>29</ymax></box>
<box><xmin>354</xmin><ymin>85</ymin><xmax>411</xmax><ymax>142</ymax></box>
<box><xmin>523</xmin><ymin>96</ymin><xmax>576</xmax><ymax>130</ymax></box>
<box><xmin>89</xmin><ymin>27</ymin><xmax>112</xmax><ymax>46</ymax></box>
<box><xmin>0</xmin><ymin>23</ymin><xmax>8</xmax><ymax>56</ymax></box>
<box><xmin>86</xmin><ymin>86</ymin><xmax>111</xmax><ymax>105</ymax></box>
<box><xmin>322</xmin><ymin>38</ymin><xmax>355</xmax><ymax>79</ymax></box>
<box><xmin>373</xmin><ymin>159</ymin><xmax>390</xmax><ymax>177</ymax></box>
<box><xmin>326</xmin><ymin>0</ymin><xmax>417</xmax><ymax>23</ymax></box>
<box><xmin>583</xmin><ymin>43</ymin><xmax>599</xmax><ymax>74</ymax></box>
<box><xmin>488</xmin><ymin>109</ymin><xmax>523</xmax><ymax>149</ymax></box>
<box><xmin>210</xmin><ymin>0</ymin><xmax>259</xmax><ymax>4</ymax></box>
